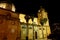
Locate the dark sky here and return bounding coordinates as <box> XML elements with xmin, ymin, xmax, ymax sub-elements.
<box><xmin>48</xmin><ymin>0</ymin><xmax>60</xmax><ymax>25</ymax></box>
<box><xmin>0</xmin><ymin>0</ymin><xmax>60</xmax><ymax>27</ymax></box>
<box><xmin>12</xmin><ymin>0</ymin><xmax>60</xmax><ymax>24</ymax></box>
<box><xmin>13</xmin><ymin>0</ymin><xmax>48</xmax><ymax>16</ymax></box>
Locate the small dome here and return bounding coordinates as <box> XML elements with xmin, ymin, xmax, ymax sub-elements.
<box><xmin>0</xmin><ymin>1</ymin><xmax>16</xmax><ymax>12</ymax></box>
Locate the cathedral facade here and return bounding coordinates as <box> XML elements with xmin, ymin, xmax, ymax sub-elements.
<box><xmin>19</xmin><ymin>7</ymin><xmax>51</xmax><ymax>40</ymax></box>
<box><xmin>0</xmin><ymin>1</ymin><xmax>51</xmax><ymax>40</ymax></box>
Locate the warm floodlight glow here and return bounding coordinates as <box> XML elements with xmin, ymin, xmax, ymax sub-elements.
<box><xmin>19</xmin><ymin>14</ymin><xmax>26</xmax><ymax>23</ymax></box>
<box><xmin>34</xmin><ymin>18</ymin><xmax>38</xmax><ymax>24</ymax></box>
<box><xmin>0</xmin><ymin>3</ymin><xmax>15</xmax><ymax>12</ymax></box>
<box><xmin>12</xmin><ymin>4</ymin><xmax>15</xmax><ymax>12</ymax></box>
<box><xmin>28</xmin><ymin>19</ymin><xmax>32</xmax><ymax>24</ymax></box>
<box><xmin>0</xmin><ymin>3</ymin><xmax>6</xmax><ymax>8</ymax></box>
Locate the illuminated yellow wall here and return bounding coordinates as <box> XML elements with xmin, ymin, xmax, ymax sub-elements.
<box><xmin>37</xmin><ymin>8</ymin><xmax>51</xmax><ymax>37</ymax></box>
<box><xmin>19</xmin><ymin>8</ymin><xmax>51</xmax><ymax>39</ymax></box>
<box><xmin>28</xmin><ymin>19</ymin><xmax>32</xmax><ymax>24</ymax></box>
<box><xmin>19</xmin><ymin>13</ymin><xmax>51</xmax><ymax>38</ymax></box>
<box><xmin>19</xmin><ymin>14</ymin><xmax>38</xmax><ymax>24</ymax></box>
<box><xmin>19</xmin><ymin>14</ymin><xmax>26</xmax><ymax>23</ymax></box>
<box><xmin>33</xmin><ymin>18</ymin><xmax>38</xmax><ymax>24</ymax></box>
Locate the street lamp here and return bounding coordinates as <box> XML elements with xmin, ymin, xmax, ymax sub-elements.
<box><xmin>24</xmin><ymin>15</ymin><xmax>30</xmax><ymax>40</ymax></box>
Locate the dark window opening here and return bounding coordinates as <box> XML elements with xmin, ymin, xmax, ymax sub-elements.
<box><xmin>16</xmin><ymin>37</ymin><xmax>20</xmax><ymax>40</ymax></box>
<box><xmin>35</xmin><ymin>31</ymin><xmax>37</xmax><ymax>39</ymax></box>
<box><xmin>3</xmin><ymin>37</ymin><xmax>7</xmax><ymax>40</ymax></box>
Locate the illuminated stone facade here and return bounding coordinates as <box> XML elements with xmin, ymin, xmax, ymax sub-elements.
<box><xmin>0</xmin><ymin>1</ymin><xmax>51</xmax><ymax>40</ymax></box>
<box><xmin>0</xmin><ymin>1</ymin><xmax>20</xmax><ymax>40</ymax></box>
<box><xmin>19</xmin><ymin>8</ymin><xmax>51</xmax><ymax>40</ymax></box>
<box><xmin>37</xmin><ymin>7</ymin><xmax>51</xmax><ymax>39</ymax></box>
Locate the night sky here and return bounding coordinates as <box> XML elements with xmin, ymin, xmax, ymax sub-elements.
<box><xmin>0</xmin><ymin>0</ymin><xmax>60</xmax><ymax>29</ymax></box>
<box><xmin>12</xmin><ymin>0</ymin><xmax>60</xmax><ymax>25</ymax></box>
<box><xmin>13</xmin><ymin>0</ymin><xmax>48</xmax><ymax>16</ymax></box>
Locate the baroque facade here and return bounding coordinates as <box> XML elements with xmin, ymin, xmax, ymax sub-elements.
<box><xmin>0</xmin><ymin>1</ymin><xmax>51</xmax><ymax>40</ymax></box>
<box><xmin>19</xmin><ymin>7</ymin><xmax>51</xmax><ymax>40</ymax></box>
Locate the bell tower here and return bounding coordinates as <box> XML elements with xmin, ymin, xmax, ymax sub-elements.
<box><xmin>37</xmin><ymin>6</ymin><xmax>51</xmax><ymax>36</ymax></box>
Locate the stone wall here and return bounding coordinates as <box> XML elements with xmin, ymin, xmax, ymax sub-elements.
<box><xmin>0</xmin><ymin>8</ymin><xmax>20</xmax><ymax>40</ymax></box>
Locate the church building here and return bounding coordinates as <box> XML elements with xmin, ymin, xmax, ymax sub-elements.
<box><xmin>0</xmin><ymin>1</ymin><xmax>51</xmax><ymax>40</ymax></box>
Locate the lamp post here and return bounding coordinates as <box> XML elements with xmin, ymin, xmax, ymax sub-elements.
<box><xmin>25</xmin><ymin>15</ymin><xmax>30</xmax><ymax>40</ymax></box>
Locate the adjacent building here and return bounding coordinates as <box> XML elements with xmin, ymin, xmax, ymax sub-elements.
<box><xmin>0</xmin><ymin>1</ymin><xmax>20</xmax><ymax>40</ymax></box>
